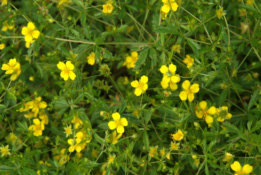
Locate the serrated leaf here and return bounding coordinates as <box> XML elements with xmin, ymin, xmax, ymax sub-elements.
<box><xmin>135</xmin><ymin>48</ymin><xmax>149</xmax><ymax>70</ymax></box>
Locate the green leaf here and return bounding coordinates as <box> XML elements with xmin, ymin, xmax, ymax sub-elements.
<box><xmin>187</xmin><ymin>38</ymin><xmax>201</xmax><ymax>55</ymax></box>
<box><xmin>149</xmin><ymin>47</ymin><xmax>158</xmax><ymax>67</ymax></box>
<box><xmin>22</xmin><ymin>168</ymin><xmax>37</xmax><ymax>175</ymax></box>
<box><xmin>218</xmin><ymin>90</ymin><xmax>227</xmax><ymax>106</ymax></box>
<box><xmin>251</xmin><ymin>120</ymin><xmax>261</xmax><ymax>133</ymax></box>
<box><xmin>17</xmin><ymin>121</ymin><xmax>28</xmax><ymax>132</ymax></box>
<box><xmin>94</xmin><ymin>133</ymin><xmax>104</xmax><ymax>145</ymax></box>
<box><xmin>135</xmin><ymin>48</ymin><xmax>149</xmax><ymax>70</ymax></box>
<box><xmin>248</xmin><ymin>89</ymin><xmax>259</xmax><ymax>110</ymax></box>
<box><xmin>143</xmin><ymin>131</ymin><xmax>149</xmax><ymax>150</ymax></box>
<box><xmin>153</xmin><ymin>26</ymin><xmax>179</xmax><ymax>34</ymax></box>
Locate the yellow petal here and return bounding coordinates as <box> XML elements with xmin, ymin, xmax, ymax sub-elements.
<box><xmin>143</xmin><ymin>84</ymin><xmax>148</xmax><ymax>91</ymax></box>
<box><xmin>182</xmin><ymin>80</ymin><xmax>190</xmax><ymax>90</ymax></box>
<box><xmin>140</xmin><ymin>75</ymin><xmax>148</xmax><ymax>84</ymax></box>
<box><xmin>195</xmin><ymin>111</ymin><xmax>203</xmax><ymax>119</ymax></box>
<box><xmin>205</xmin><ymin>115</ymin><xmax>213</xmax><ymax>124</ymax></box>
<box><xmin>131</xmin><ymin>80</ymin><xmax>139</xmax><ymax>88</ymax></box>
<box><xmin>33</xmin><ymin>119</ymin><xmax>40</xmax><ymax>125</ymax></box>
<box><xmin>112</xmin><ymin>112</ymin><xmax>120</xmax><ymax>121</ymax></box>
<box><xmin>168</xmin><ymin>64</ymin><xmax>176</xmax><ymax>73</ymax></box>
<box><xmin>27</xmin><ymin>22</ymin><xmax>35</xmax><ymax>30</ymax></box>
<box><xmin>161</xmin><ymin>4</ymin><xmax>170</xmax><ymax>14</ymax></box>
<box><xmin>61</xmin><ymin>71</ymin><xmax>69</xmax><ymax>81</ymax></box>
<box><xmin>161</xmin><ymin>80</ymin><xmax>169</xmax><ymax>89</ymax></box>
<box><xmin>188</xmin><ymin>93</ymin><xmax>195</xmax><ymax>102</ymax></box>
<box><xmin>134</xmin><ymin>88</ymin><xmax>142</xmax><ymax>96</ymax></box>
<box><xmin>169</xmin><ymin>82</ymin><xmax>178</xmax><ymax>91</ymax></box>
<box><xmin>117</xmin><ymin>125</ymin><xmax>124</xmax><ymax>134</ymax></box>
<box><xmin>108</xmin><ymin>121</ymin><xmax>117</xmax><ymax>130</ymax></box>
<box><xmin>199</xmin><ymin>101</ymin><xmax>207</xmax><ymax>110</ymax></box>
<box><xmin>160</xmin><ymin>65</ymin><xmax>168</xmax><ymax>74</ymax></box>
<box><xmin>227</xmin><ymin>113</ymin><xmax>232</xmax><ymax>119</ymax></box>
<box><xmin>66</xmin><ymin>61</ymin><xmax>74</xmax><ymax>70</ymax></box>
<box><xmin>190</xmin><ymin>84</ymin><xmax>199</xmax><ymax>93</ymax></box>
<box><xmin>21</xmin><ymin>27</ymin><xmax>29</xmax><ymax>35</ymax></box>
<box><xmin>170</xmin><ymin>75</ymin><xmax>180</xmax><ymax>83</ymax></box>
<box><xmin>207</xmin><ymin>106</ymin><xmax>216</xmax><ymax>115</ymax></box>
<box><xmin>179</xmin><ymin>91</ymin><xmax>187</xmax><ymax>101</ymax></box>
<box><xmin>231</xmin><ymin>161</ymin><xmax>242</xmax><ymax>172</ymax></box>
<box><xmin>171</xmin><ymin>2</ymin><xmax>178</xmax><ymax>11</ymax></box>
<box><xmin>242</xmin><ymin>164</ymin><xmax>253</xmax><ymax>174</ymax></box>
<box><xmin>131</xmin><ymin>51</ymin><xmax>138</xmax><ymax>58</ymax></box>
<box><xmin>57</xmin><ymin>61</ymin><xmax>65</xmax><ymax>70</ymax></box>
<box><xmin>32</xmin><ymin>30</ymin><xmax>40</xmax><ymax>39</ymax></box>
<box><xmin>39</xmin><ymin>101</ymin><xmax>47</xmax><ymax>108</ymax></box>
<box><xmin>25</xmin><ymin>35</ymin><xmax>33</xmax><ymax>42</ymax></box>
<box><xmin>69</xmin><ymin>71</ymin><xmax>76</xmax><ymax>80</ymax></box>
<box><xmin>120</xmin><ymin>118</ymin><xmax>128</xmax><ymax>126</ymax></box>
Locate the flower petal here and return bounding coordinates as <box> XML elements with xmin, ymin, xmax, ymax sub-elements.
<box><xmin>117</xmin><ymin>125</ymin><xmax>125</xmax><ymax>134</ymax></box>
<box><xmin>190</xmin><ymin>83</ymin><xmax>200</xmax><ymax>93</ymax></box>
<box><xmin>242</xmin><ymin>164</ymin><xmax>253</xmax><ymax>174</ymax></box>
<box><xmin>161</xmin><ymin>4</ymin><xmax>170</xmax><ymax>13</ymax></box>
<box><xmin>61</xmin><ymin>72</ymin><xmax>69</xmax><ymax>81</ymax></box>
<box><xmin>27</xmin><ymin>22</ymin><xmax>35</xmax><ymax>30</ymax></box>
<box><xmin>188</xmin><ymin>93</ymin><xmax>195</xmax><ymax>102</ymax></box>
<box><xmin>66</xmin><ymin>61</ymin><xmax>74</xmax><ymax>70</ymax></box>
<box><xmin>112</xmin><ymin>112</ymin><xmax>120</xmax><ymax>121</ymax></box>
<box><xmin>199</xmin><ymin>101</ymin><xmax>207</xmax><ymax>110</ymax></box>
<box><xmin>21</xmin><ymin>27</ymin><xmax>29</xmax><ymax>35</ymax></box>
<box><xmin>160</xmin><ymin>65</ymin><xmax>168</xmax><ymax>74</ymax></box>
<box><xmin>231</xmin><ymin>161</ymin><xmax>242</xmax><ymax>172</ymax></box>
<box><xmin>179</xmin><ymin>91</ymin><xmax>187</xmax><ymax>101</ymax></box>
<box><xmin>169</xmin><ymin>64</ymin><xmax>176</xmax><ymax>73</ymax></box>
<box><xmin>69</xmin><ymin>72</ymin><xmax>76</xmax><ymax>80</ymax></box>
<box><xmin>120</xmin><ymin>118</ymin><xmax>128</xmax><ymax>126</ymax></box>
<box><xmin>57</xmin><ymin>62</ymin><xmax>65</xmax><ymax>70</ymax></box>
<box><xmin>32</xmin><ymin>30</ymin><xmax>40</xmax><ymax>39</ymax></box>
<box><xmin>161</xmin><ymin>79</ymin><xmax>169</xmax><ymax>89</ymax></box>
<box><xmin>205</xmin><ymin>115</ymin><xmax>213</xmax><ymax>124</ymax></box>
<box><xmin>170</xmin><ymin>75</ymin><xmax>180</xmax><ymax>83</ymax></box>
<box><xmin>134</xmin><ymin>88</ymin><xmax>142</xmax><ymax>96</ymax></box>
<box><xmin>182</xmin><ymin>80</ymin><xmax>190</xmax><ymax>90</ymax></box>
<box><xmin>108</xmin><ymin>121</ymin><xmax>117</xmax><ymax>130</ymax></box>
<box><xmin>170</xmin><ymin>82</ymin><xmax>178</xmax><ymax>91</ymax></box>
<box><xmin>140</xmin><ymin>75</ymin><xmax>148</xmax><ymax>84</ymax></box>
<box><xmin>207</xmin><ymin>106</ymin><xmax>216</xmax><ymax>115</ymax></box>
<box><xmin>131</xmin><ymin>80</ymin><xmax>139</xmax><ymax>88</ymax></box>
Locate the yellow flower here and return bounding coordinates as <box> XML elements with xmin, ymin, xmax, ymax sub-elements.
<box><xmin>111</xmin><ymin>131</ymin><xmax>122</xmax><ymax>144</ymax></box>
<box><xmin>223</xmin><ymin>152</ymin><xmax>233</xmax><ymax>162</ymax></box>
<box><xmin>2</xmin><ymin>21</ymin><xmax>14</xmax><ymax>31</ymax></box>
<box><xmin>238</xmin><ymin>9</ymin><xmax>247</xmax><ymax>16</ymax></box>
<box><xmin>108</xmin><ymin>112</ymin><xmax>128</xmax><ymax>134</ymax></box>
<box><xmin>29</xmin><ymin>119</ymin><xmax>45</xmax><ymax>136</ymax></box>
<box><xmin>64</xmin><ymin>125</ymin><xmax>73</xmax><ymax>137</ymax></box>
<box><xmin>195</xmin><ymin>101</ymin><xmax>216</xmax><ymax>125</ymax></box>
<box><xmin>21</xmin><ymin>22</ymin><xmax>40</xmax><ymax>43</ymax></box>
<box><xmin>0</xmin><ymin>44</ymin><xmax>5</xmax><ymax>50</ymax></box>
<box><xmin>171</xmin><ymin>129</ymin><xmax>184</xmax><ymax>141</ymax></box>
<box><xmin>230</xmin><ymin>161</ymin><xmax>253</xmax><ymax>175</ymax></box>
<box><xmin>170</xmin><ymin>141</ymin><xmax>179</xmax><ymax>150</ymax></box>
<box><xmin>103</xmin><ymin>3</ymin><xmax>113</xmax><ymax>14</ymax></box>
<box><xmin>71</xmin><ymin>116</ymin><xmax>83</xmax><ymax>129</ymax></box>
<box><xmin>216</xmin><ymin>106</ymin><xmax>232</xmax><ymax>122</ymax></box>
<box><xmin>216</xmin><ymin>7</ymin><xmax>226</xmax><ymax>19</ymax></box>
<box><xmin>87</xmin><ymin>52</ymin><xmax>95</xmax><ymax>65</ymax></box>
<box><xmin>57</xmin><ymin>0</ymin><xmax>72</xmax><ymax>8</ymax></box>
<box><xmin>172</xmin><ymin>44</ymin><xmax>181</xmax><ymax>53</ymax></box>
<box><xmin>27</xmin><ymin>97</ymin><xmax>47</xmax><ymax>117</ymax></box>
<box><xmin>0</xmin><ymin>145</ymin><xmax>11</xmax><ymax>157</ymax></box>
<box><xmin>2</xmin><ymin>0</ymin><xmax>7</xmax><ymax>5</ymax></box>
<box><xmin>57</xmin><ymin>61</ymin><xmax>76</xmax><ymax>81</ymax></box>
<box><xmin>149</xmin><ymin>146</ymin><xmax>158</xmax><ymax>157</ymax></box>
<box><xmin>7</xmin><ymin>133</ymin><xmax>17</xmax><ymax>144</ymax></box>
<box><xmin>123</xmin><ymin>51</ymin><xmax>138</xmax><ymax>69</ymax></box>
<box><xmin>67</xmin><ymin>131</ymin><xmax>87</xmax><ymax>153</ymax></box>
<box><xmin>161</xmin><ymin>0</ymin><xmax>178</xmax><ymax>14</ymax></box>
<box><xmin>160</xmin><ymin>64</ymin><xmax>180</xmax><ymax>91</ymax></box>
<box><xmin>39</xmin><ymin>111</ymin><xmax>49</xmax><ymax>125</ymax></box>
<box><xmin>131</xmin><ymin>75</ymin><xmax>148</xmax><ymax>96</ymax></box>
<box><xmin>179</xmin><ymin>80</ymin><xmax>200</xmax><ymax>102</ymax></box>
<box><xmin>1</xmin><ymin>58</ymin><xmax>21</xmax><ymax>81</ymax></box>
<box><xmin>107</xmin><ymin>155</ymin><xmax>115</xmax><ymax>164</ymax></box>
<box><xmin>246</xmin><ymin>0</ymin><xmax>254</xmax><ymax>6</ymax></box>
<box><xmin>183</xmin><ymin>55</ymin><xmax>194</xmax><ymax>68</ymax></box>
<box><xmin>29</xmin><ymin>76</ymin><xmax>34</xmax><ymax>81</ymax></box>
<box><xmin>159</xmin><ymin>148</ymin><xmax>166</xmax><ymax>157</ymax></box>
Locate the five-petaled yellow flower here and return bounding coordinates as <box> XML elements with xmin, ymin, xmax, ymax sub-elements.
<box><xmin>21</xmin><ymin>22</ymin><xmax>40</xmax><ymax>43</ymax></box>
<box><xmin>171</xmin><ymin>129</ymin><xmax>184</xmax><ymax>141</ymax></box>
<box><xmin>161</xmin><ymin>0</ymin><xmax>178</xmax><ymax>14</ymax></box>
<box><xmin>230</xmin><ymin>161</ymin><xmax>253</xmax><ymax>175</ymax></box>
<box><xmin>0</xmin><ymin>44</ymin><xmax>5</xmax><ymax>50</ymax></box>
<box><xmin>1</xmin><ymin>58</ymin><xmax>21</xmax><ymax>81</ymax></box>
<box><xmin>123</xmin><ymin>51</ymin><xmax>139</xmax><ymax>69</ymax></box>
<box><xmin>103</xmin><ymin>0</ymin><xmax>113</xmax><ymax>14</ymax></box>
<box><xmin>160</xmin><ymin>64</ymin><xmax>181</xmax><ymax>91</ymax></box>
<box><xmin>216</xmin><ymin>106</ymin><xmax>232</xmax><ymax>122</ymax></box>
<box><xmin>195</xmin><ymin>101</ymin><xmax>216</xmax><ymax>125</ymax></box>
<box><xmin>87</xmin><ymin>52</ymin><xmax>95</xmax><ymax>65</ymax></box>
<box><xmin>0</xmin><ymin>145</ymin><xmax>11</xmax><ymax>157</ymax></box>
<box><xmin>29</xmin><ymin>119</ymin><xmax>45</xmax><ymax>136</ymax></box>
<box><xmin>216</xmin><ymin>7</ymin><xmax>226</xmax><ymax>19</ymax></box>
<box><xmin>57</xmin><ymin>61</ymin><xmax>76</xmax><ymax>81</ymax></box>
<box><xmin>179</xmin><ymin>80</ymin><xmax>199</xmax><ymax>102</ymax></box>
<box><xmin>183</xmin><ymin>55</ymin><xmax>194</xmax><ymax>68</ymax></box>
<box><xmin>108</xmin><ymin>112</ymin><xmax>128</xmax><ymax>134</ymax></box>
<box><xmin>131</xmin><ymin>75</ymin><xmax>148</xmax><ymax>96</ymax></box>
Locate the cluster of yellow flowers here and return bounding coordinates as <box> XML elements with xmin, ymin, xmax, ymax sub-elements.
<box><xmin>160</xmin><ymin>0</ymin><xmax>179</xmax><ymax>19</ymax></box>
<box><xmin>1</xmin><ymin>58</ymin><xmax>21</xmax><ymax>81</ymax></box>
<box><xmin>67</xmin><ymin>130</ymin><xmax>91</xmax><ymax>153</ymax></box>
<box><xmin>2</xmin><ymin>21</ymin><xmax>14</xmax><ymax>31</ymax></box>
<box><xmin>195</xmin><ymin>102</ymin><xmax>232</xmax><ymax>126</ymax></box>
<box><xmin>160</xmin><ymin>64</ymin><xmax>181</xmax><ymax>91</ymax></box>
<box><xmin>21</xmin><ymin>22</ymin><xmax>40</xmax><ymax>48</ymax></box>
<box><xmin>123</xmin><ymin>51</ymin><xmax>139</xmax><ymax>69</ymax></box>
<box><xmin>103</xmin><ymin>0</ymin><xmax>113</xmax><ymax>14</ymax></box>
<box><xmin>19</xmin><ymin>97</ymin><xmax>48</xmax><ymax>136</ymax></box>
